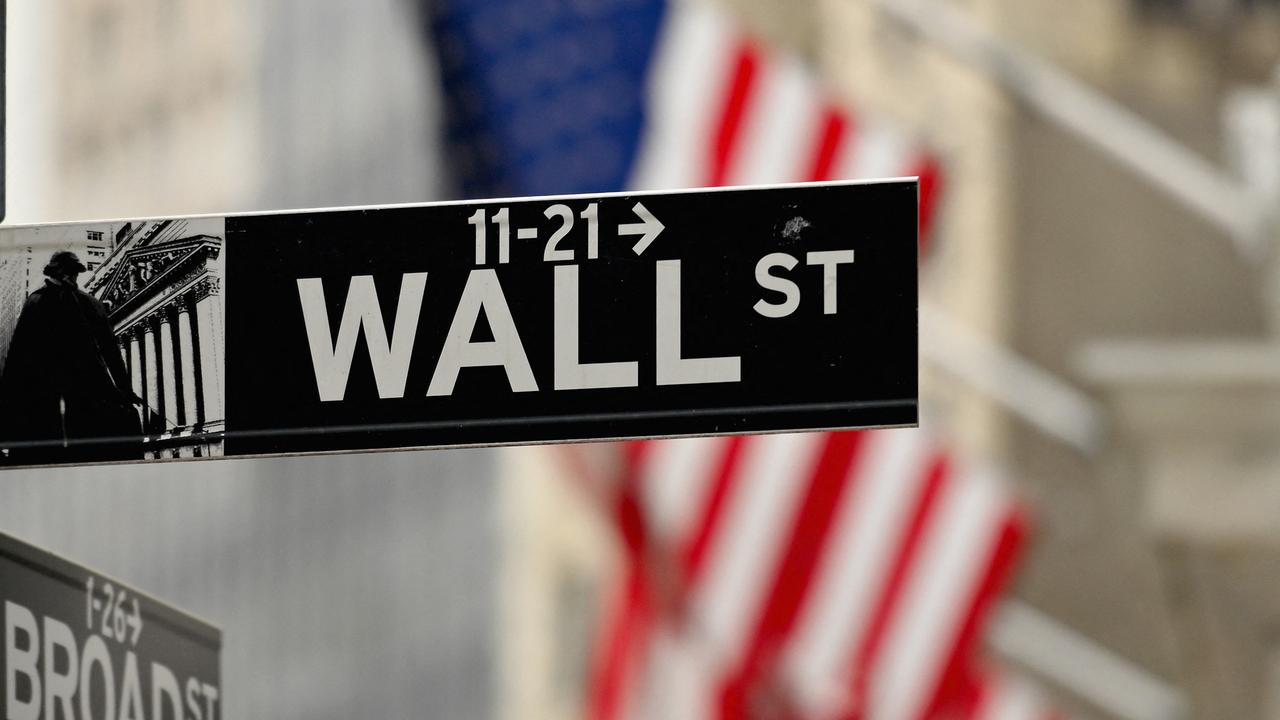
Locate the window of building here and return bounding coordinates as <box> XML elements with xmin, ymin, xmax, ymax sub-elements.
<box><xmin>87</xmin><ymin>231</ymin><xmax>104</xmax><ymax>243</ymax></box>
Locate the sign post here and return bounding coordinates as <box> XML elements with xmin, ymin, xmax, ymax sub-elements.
<box><xmin>0</xmin><ymin>532</ymin><xmax>222</xmax><ymax>719</ymax></box>
<box><xmin>0</xmin><ymin>179</ymin><xmax>918</xmax><ymax>468</ymax></box>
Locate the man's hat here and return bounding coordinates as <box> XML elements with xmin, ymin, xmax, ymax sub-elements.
<box><xmin>44</xmin><ymin>250</ymin><xmax>87</xmax><ymax>277</ymax></box>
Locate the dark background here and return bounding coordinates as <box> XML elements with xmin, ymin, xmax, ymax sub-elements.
<box><xmin>223</xmin><ymin>182</ymin><xmax>918</xmax><ymax>457</ymax></box>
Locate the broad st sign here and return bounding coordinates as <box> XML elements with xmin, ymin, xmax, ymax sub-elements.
<box><xmin>0</xmin><ymin>180</ymin><xmax>917</xmax><ymax>467</ymax></box>
<box><xmin>0</xmin><ymin>532</ymin><xmax>221</xmax><ymax>719</ymax></box>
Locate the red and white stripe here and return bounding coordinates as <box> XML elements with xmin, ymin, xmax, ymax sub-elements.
<box><xmin>629</xmin><ymin>0</ymin><xmax>943</xmax><ymax>242</ymax></box>
<box><xmin>585</xmin><ymin>430</ymin><xmax>1027</xmax><ymax>720</ymax></box>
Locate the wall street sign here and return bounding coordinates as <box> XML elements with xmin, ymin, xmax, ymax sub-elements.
<box><xmin>0</xmin><ymin>180</ymin><xmax>917</xmax><ymax>468</ymax></box>
<box><xmin>0</xmin><ymin>532</ymin><xmax>222</xmax><ymax>719</ymax></box>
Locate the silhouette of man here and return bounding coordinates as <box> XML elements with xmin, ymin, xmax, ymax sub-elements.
<box><xmin>0</xmin><ymin>250</ymin><xmax>142</xmax><ymax>464</ymax></box>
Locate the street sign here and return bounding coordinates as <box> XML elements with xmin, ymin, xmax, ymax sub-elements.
<box><xmin>0</xmin><ymin>180</ymin><xmax>917</xmax><ymax>468</ymax></box>
<box><xmin>0</xmin><ymin>532</ymin><xmax>221</xmax><ymax>719</ymax></box>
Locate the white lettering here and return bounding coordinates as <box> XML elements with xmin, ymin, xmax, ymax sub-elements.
<box><xmin>427</xmin><ymin>269</ymin><xmax>537</xmax><ymax>396</ymax></box>
<box><xmin>5</xmin><ymin>601</ymin><xmax>40</xmax><ymax>720</ymax></box>
<box><xmin>553</xmin><ymin>265</ymin><xmax>638</xmax><ymax>390</ymax></box>
<box><xmin>655</xmin><ymin>260</ymin><xmax>740</xmax><ymax>386</ymax></box>
<box><xmin>119</xmin><ymin>652</ymin><xmax>145</xmax><ymax>720</ymax></box>
<box><xmin>201</xmin><ymin>683</ymin><xmax>219</xmax><ymax>720</ymax></box>
<box><xmin>185</xmin><ymin>678</ymin><xmax>203</xmax><ymax>720</ymax></box>
<box><xmin>44</xmin><ymin>615</ymin><xmax>79</xmax><ymax>720</ymax></box>
<box><xmin>753</xmin><ymin>252</ymin><xmax>800</xmax><ymax>318</ymax></box>
<box><xmin>151</xmin><ymin>662</ymin><xmax>182</xmax><ymax>720</ymax></box>
<box><xmin>805</xmin><ymin>250</ymin><xmax>854</xmax><ymax>315</ymax></box>
<box><xmin>3</xmin><ymin>604</ymin><xmax>211</xmax><ymax>720</ymax></box>
<box><xmin>297</xmin><ymin>273</ymin><xmax>427</xmax><ymax>401</ymax></box>
<box><xmin>81</xmin><ymin>635</ymin><xmax>116</xmax><ymax>720</ymax></box>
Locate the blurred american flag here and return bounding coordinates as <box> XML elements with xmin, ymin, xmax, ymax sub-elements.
<box><xmin>589</xmin><ymin>431</ymin><xmax>1041</xmax><ymax>720</ymax></box>
<box><xmin>427</xmin><ymin>0</ymin><xmax>1056</xmax><ymax>716</ymax></box>
<box><xmin>627</xmin><ymin>0</ymin><xmax>941</xmax><ymax>240</ymax></box>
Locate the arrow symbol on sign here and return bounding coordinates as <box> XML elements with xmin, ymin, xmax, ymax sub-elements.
<box><xmin>619</xmin><ymin>202</ymin><xmax>665</xmax><ymax>256</ymax></box>
<box><xmin>128</xmin><ymin>596</ymin><xmax>144</xmax><ymax>646</ymax></box>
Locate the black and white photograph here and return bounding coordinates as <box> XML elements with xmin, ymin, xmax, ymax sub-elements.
<box><xmin>0</xmin><ymin>219</ymin><xmax>225</xmax><ymax>465</ymax></box>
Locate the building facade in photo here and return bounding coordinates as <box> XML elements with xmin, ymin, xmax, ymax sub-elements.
<box><xmin>86</xmin><ymin>219</ymin><xmax>225</xmax><ymax>459</ymax></box>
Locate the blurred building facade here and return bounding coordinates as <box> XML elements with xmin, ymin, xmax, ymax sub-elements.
<box><xmin>495</xmin><ymin>1</ymin><xmax>1280</xmax><ymax>718</ymax></box>
<box><xmin>8</xmin><ymin>0</ymin><xmax>262</xmax><ymax>222</ymax></box>
<box><xmin>254</xmin><ymin>0</ymin><xmax>443</xmax><ymax>211</ymax></box>
<box><xmin>3</xmin><ymin>1</ymin><xmax>495</xmax><ymax>719</ymax></box>
<box><xmin>496</xmin><ymin>446</ymin><xmax>616</xmax><ymax>720</ymax></box>
<box><xmin>0</xmin><ymin>450</ymin><xmax>498</xmax><ymax>720</ymax></box>
<box><xmin>737</xmin><ymin>0</ymin><xmax>1279</xmax><ymax>718</ymax></box>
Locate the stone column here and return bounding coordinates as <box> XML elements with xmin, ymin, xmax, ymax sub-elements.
<box><xmin>194</xmin><ymin>278</ymin><xmax>224</xmax><ymax>424</ymax></box>
<box><xmin>158</xmin><ymin>310</ymin><xmax>179</xmax><ymax>429</ymax></box>
<box><xmin>142</xmin><ymin>320</ymin><xmax>160</xmax><ymax>430</ymax></box>
<box><xmin>176</xmin><ymin>299</ymin><xmax>200</xmax><ymax>427</ymax></box>
<box><xmin>1084</xmin><ymin>341</ymin><xmax>1280</xmax><ymax>718</ymax></box>
<box><xmin>128</xmin><ymin>331</ymin><xmax>143</xmax><ymax>401</ymax></box>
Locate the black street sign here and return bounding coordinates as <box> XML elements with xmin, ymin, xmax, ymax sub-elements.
<box><xmin>0</xmin><ymin>532</ymin><xmax>221</xmax><ymax>719</ymax></box>
<box><xmin>0</xmin><ymin>180</ymin><xmax>917</xmax><ymax>467</ymax></box>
